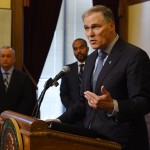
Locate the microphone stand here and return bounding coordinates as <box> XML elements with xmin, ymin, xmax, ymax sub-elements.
<box><xmin>32</xmin><ymin>78</ymin><xmax>59</xmax><ymax>118</ymax></box>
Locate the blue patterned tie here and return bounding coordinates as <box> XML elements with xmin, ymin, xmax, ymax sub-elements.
<box><xmin>93</xmin><ymin>51</ymin><xmax>107</xmax><ymax>92</ymax></box>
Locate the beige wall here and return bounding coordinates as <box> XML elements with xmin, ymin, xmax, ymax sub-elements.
<box><xmin>0</xmin><ymin>0</ymin><xmax>23</xmax><ymax>69</ymax></box>
<box><xmin>0</xmin><ymin>0</ymin><xmax>11</xmax><ymax>8</ymax></box>
<box><xmin>0</xmin><ymin>9</ymin><xmax>11</xmax><ymax>48</ymax></box>
<box><xmin>0</xmin><ymin>0</ymin><xmax>11</xmax><ymax>49</ymax></box>
<box><xmin>128</xmin><ymin>1</ymin><xmax>150</xmax><ymax>56</ymax></box>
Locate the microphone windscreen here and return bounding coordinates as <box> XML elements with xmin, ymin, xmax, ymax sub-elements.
<box><xmin>62</xmin><ymin>66</ymin><xmax>70</xmax><ymax>73</ymax></box>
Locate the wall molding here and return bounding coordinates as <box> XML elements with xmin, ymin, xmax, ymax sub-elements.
<box><xmin>127</xmin><ymin>0</ymin><xmax>150</xmax><ymax>5</ymax></box>
<box><xmin>11</xmin><ymin>0</ymin><xmax>23</xmax><ymax>69</ymax></box>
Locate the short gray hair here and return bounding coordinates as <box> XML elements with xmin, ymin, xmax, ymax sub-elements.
<box><xmin>82</xmin><ymin>5</ymin><xmax>115</xmax><ymax>23</ymax></box>
<box><xmin>0</xmin><ymin>46</ymin><xmax>16</xmax><ymax>56</ymax></box>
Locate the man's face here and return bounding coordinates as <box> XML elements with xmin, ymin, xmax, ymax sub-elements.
<box><xmin>83</xmin><ymin>12</ymin><xmax>115</xmax><ymax>50</ymax></box>
<box><xmin>0</xmin><ymin>48</ymin><xmax>16</xmax><ymax>71</ymax></box>
<box><xmin>73</xmin><ymin>40</ymin><xmax>89</xmax><ymax>62</ymax></box>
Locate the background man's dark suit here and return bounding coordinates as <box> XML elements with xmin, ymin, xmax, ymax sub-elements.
<box><xmin>58</xmin><ymin>38</ymin><xmax>150</xmax><ymax>149</ymax></box>
<box><xmin>60</xmin><ymin>62</ymin><xmax>80</xmax><ymax>110</ymax></box>
<box><xmin>0</xmin><ymin>68</ymin><xmax>33</xmax><ymax>115</ymax></box>
<box><xmin>59</xmin><ymin>38</ymin><xmax>89</xmax><ymax>127</ymax></box>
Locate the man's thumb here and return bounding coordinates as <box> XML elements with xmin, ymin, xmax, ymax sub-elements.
<box><xmin>101</xmin><ymin>86</ymin><xmax>109</xmax><ymax>95</ymax></box>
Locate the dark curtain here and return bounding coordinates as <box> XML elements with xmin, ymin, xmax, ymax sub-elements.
<box><xmin>23</xmin><ymin>0</ymin><xmax>63</xmax><ymax>83</ymax></box>
<box><xmin>92</xmin><ymin>0</ymin><xmax>119</xmax><ymax>33</ymax></box>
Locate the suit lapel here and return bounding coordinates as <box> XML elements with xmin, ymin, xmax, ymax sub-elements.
<box><xmin>7</xmin><ymin>69</ymin><xmax>16</xmax><ymax>91</ymax></box>
<box><xmin>95</xmin><ymin>39</ymin><xmax>124</xmax><ymax>94</ymax></box>
<box><xmin>71</xmin><ymin>62</ymin><xmax>78</xmax><ymax>79</ymax></box>
<box><xmin>84</xmin><ymin>50</ymin><xmax>98</xmax><ymax>90</ymax></box>
<box><xmin>0</xmin><ymin>70</ymin><xmax>6</xmax><ymax>92</ymax></box>
<box><xmin>70</xmin><ymin>62</ymin><xmax>79</xmax><ymax>87</ymax></box>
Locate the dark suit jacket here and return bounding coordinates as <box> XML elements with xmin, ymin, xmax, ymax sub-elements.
<box><xmin>58</xmin><ymin>39</ymin><xmax>150</xmax><ymax>150</ymax></box>
<box><xmin>60</xmin><ymin>62</ymin><xmax>80</xmax><ymax>110</ymax></box>
<box><xmin>0</xmin><ymin>68</ymin><xmax>33</xmax><ymax>115</ymax></box>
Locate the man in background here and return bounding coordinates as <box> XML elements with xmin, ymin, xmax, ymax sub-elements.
<box><xmin>0</xmin><ymin>46</ymin><xmax>33</xmax><ymax>115</ymax></box>
<box><xmin>60</xmin><ymin>38</ymin><xmax>89</xmax><ymax>127</ymax></box>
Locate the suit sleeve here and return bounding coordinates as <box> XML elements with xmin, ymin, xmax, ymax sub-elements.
<box><xmin>60</xmin><ymin>75</ymin><xmax>73</xmax><ymax>109</ymax></box>
<box><xmin>118</xmin><ymin>50</ymin><xmax>150</xmax><ymax>121</ymax></box>
<box><xmin>58</xmin><ymin>96</ymin><xmax>86</xmax><ymax>124</ymax></box>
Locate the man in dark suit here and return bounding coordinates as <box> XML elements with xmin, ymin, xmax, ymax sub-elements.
<box><xmin>0</xmin><ymin>46</ymin><xmax>33</xmax><ymax>115</ymax></box>
<box><xmin>46</xmin><ymin>5</ymin><xmax>150</xmax><ymax>150</ymax></box>
<box><xmin>60</xmin><ymin>38</ymin><xmax>89</xmax><ymax>127</ymax></box>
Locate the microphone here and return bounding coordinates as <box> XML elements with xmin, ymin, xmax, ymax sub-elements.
<box><xmin>45</xmin><ymin>66</ymin><xmax>70</xmax><ymax>89</ymax></box>
<box><xmin>33</xmin><ymin>66</ymin><xmax>70</xmax><ymax>118</ymax></box>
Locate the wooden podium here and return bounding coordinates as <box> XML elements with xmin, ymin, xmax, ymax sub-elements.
<box><xmin>0</xmin><ymin>110</ymin><xmax>121</xmax><ymax>150</ymax></box>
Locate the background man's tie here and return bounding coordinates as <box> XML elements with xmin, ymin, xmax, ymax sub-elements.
<box><xmin>3</xmin><ymin>72</ymin><xmax>9</xmax><ymax>91</ymax></box>
<box><xmin>79</xmin><ymin>64</ymin><xmax>84</xmax><ymax>90</ymax></box>
<box><xmin>93</xmin><ymin>51</ymin><xmax>107</xmax><ymax>92</ymax></box>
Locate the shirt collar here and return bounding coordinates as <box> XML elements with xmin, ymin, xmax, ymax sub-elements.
<box><xmin>78</xmin><ymin>61</ymin><xmax>86</xmax><ymax>66</ymax></box>
<box><xmin>100</xmin><ymin>34</ymin><xmax>119</xmax><ymax>54</ymax></box>
<box><xmin>1</xmin><ymin>67</ymin><xmax>14</xmax><ymax>75</ymax></box>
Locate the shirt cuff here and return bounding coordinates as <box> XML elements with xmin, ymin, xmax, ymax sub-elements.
<box><xmin>113</xmin><ymin>99</ymin><xmax>119</xmax><ymax>112</ymax></box>
<box><xmin>107</xmin><ymin>99</ymin><xmax>119</xmax><ymax>118</ymax></box>
<box><xmin>56</xmin><ymin>119</ymin><xmax>61</xmax><ymax>122</ymax></box>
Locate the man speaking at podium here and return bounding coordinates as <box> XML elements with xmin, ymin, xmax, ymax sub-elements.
<box><xmin>46</xmin><ymin>5</ymin><xmax>150</xmax><ymax>150</ymax></box>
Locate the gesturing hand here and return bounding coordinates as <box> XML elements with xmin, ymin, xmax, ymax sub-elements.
<box><xmin>84</xmin><ymin>86</ymin><xmax>114</xmax><ymax>111</ymax></box>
